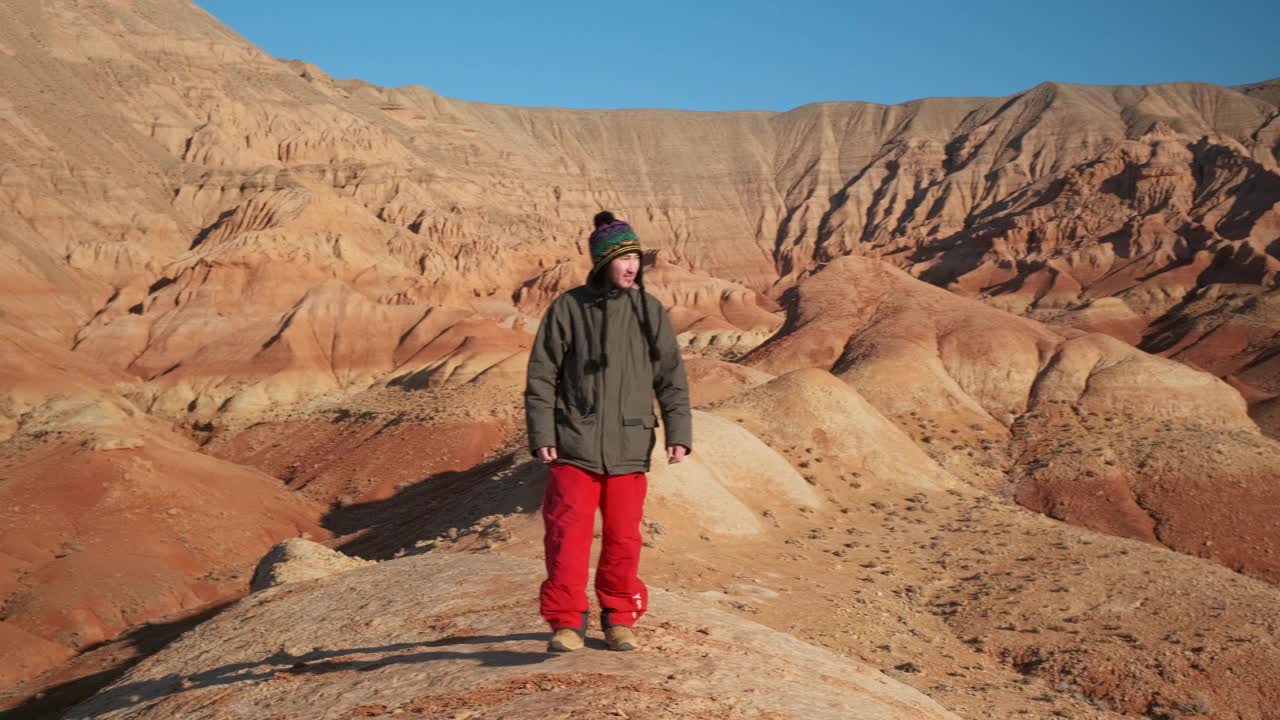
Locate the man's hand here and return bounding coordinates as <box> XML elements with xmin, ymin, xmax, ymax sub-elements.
<box><xmin>666</xmin><ymin>445</ymin><xmax>688</xmax><ymax>464</ymax></box>
<box><xmin>536</xmin><ymin>446</ymin><xmax>559</xmax><ymax>464</ymax></box>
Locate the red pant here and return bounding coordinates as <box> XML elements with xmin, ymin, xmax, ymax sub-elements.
<box><xmin>540</xmin><ymin>462</ymin><xmax>649</xmax><ymax>630</ymax></box>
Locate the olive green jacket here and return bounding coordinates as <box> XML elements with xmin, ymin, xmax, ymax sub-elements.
<box><xmin>524</xmin><ymin>285</ymin><xmax>692</xmax><ymax>474</ymax></box>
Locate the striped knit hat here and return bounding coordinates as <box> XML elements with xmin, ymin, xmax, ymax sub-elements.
<box><xmin>584</xmin><ymin>210</ymin><xmax>660</xmax><ymax>362</ymax></box>
<box><xmin>588</xmin><ymin>211</ymin><xmax>641</xmax><ymax>281</ymax></box>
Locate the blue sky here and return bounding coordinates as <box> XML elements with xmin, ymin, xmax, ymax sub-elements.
<box><xmin>195</xmin><ymin>0</ymin><xmax>1280</xmax><ymax>111</ymax></box>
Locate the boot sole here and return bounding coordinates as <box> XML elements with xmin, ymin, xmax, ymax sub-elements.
<box><xmin>548</xmin><ymin>639</ymin><xmax>582</xmax><ymax>652</ymax></box>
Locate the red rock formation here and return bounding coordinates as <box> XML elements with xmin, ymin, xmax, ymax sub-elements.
<box><xmin>744</xmin><ymin>256</ymin><xmax>1280</xmax><ymax>582</ymax></box>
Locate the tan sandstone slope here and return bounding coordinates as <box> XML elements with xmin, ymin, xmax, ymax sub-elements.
<box><xmin>1</xmin><ymin>1</ymin><xmax>1277</xmax><ymax>419</ymax></box>
<box><xmin>63</xmin><ymin>552</ymin><xmax>961</xmax><ymax>720</ymax></box>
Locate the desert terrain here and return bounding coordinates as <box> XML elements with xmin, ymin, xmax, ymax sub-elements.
<box><xmin>1</xmin><ymin>1</ymin><xmax>1278</xmax><ymax>718</ymax></box>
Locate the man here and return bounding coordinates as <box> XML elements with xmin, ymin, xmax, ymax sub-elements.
<box><xmin>524</xmin><ymin>211</ymin><xmax>692</xmax><ymax>653</ymax></box>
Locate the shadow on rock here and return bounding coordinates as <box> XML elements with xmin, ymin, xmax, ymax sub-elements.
<box><xmin>0</xmin><ymin>602</ymin><xmax>232</xmax><ymax>720</ymax></box>
<box><xmin>60</xmin><ymin>633</ymin><xmax>554</xmax><ymax>720</ymax></box>
<box><xmin>325</xmin><ymin>453</ymin><xmax>546</xmax><ymax>560</ymax></box>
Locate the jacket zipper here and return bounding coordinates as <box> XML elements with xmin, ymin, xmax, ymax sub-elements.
<box><xmin>597</xmin><ymin>294</ymin><xmax>608</xmax><ymax>472</ymax></box>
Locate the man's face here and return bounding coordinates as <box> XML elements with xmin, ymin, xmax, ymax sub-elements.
<box><xmin>608</xmin><ymin>252</ymin><xmax>641</xmax><ymax>289</ymax></box>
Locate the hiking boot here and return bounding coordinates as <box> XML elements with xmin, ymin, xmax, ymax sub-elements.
<box><xmin>547</xmin><ymin>627</ymin><xmax>584</xmax><ymax>652</ymax></box>
<box><xmin>604</xmin><ymin>624</ymin><xmax>639</xmax><ymax>651</ymax></box>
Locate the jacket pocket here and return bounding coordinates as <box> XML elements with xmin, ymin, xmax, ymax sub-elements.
<box><xmin>621</xmin><ymin>415</ymin><xmax>658</xmax><ymax>466</ymax></box>
<box><xmin>555</xmin><ymin>407</ymin><xmax>597</xmax><ymax>463</ymax></box>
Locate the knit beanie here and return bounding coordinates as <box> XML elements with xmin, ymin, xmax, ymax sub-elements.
<box><xmin>588</xmin><ymin>211</ymin><xmax>641</xmax><ymax>281</ymax></box>
<box><xmin>585</xmin><ymin>210</ymin><xmax>660</xmax><ymax>362</ymax></box>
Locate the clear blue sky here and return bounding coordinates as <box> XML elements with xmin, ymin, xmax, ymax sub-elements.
<box><xmin>195</xmin><ymin>0</ymin><xmax>1280</xmax><ymax>111</ymax></box>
